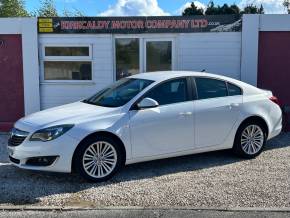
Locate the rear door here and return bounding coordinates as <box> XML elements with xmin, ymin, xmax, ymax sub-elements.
<box><xmin>193</xmin><ymin>77</ymin><xmax>242</xmax><ymax>147</ymax></box>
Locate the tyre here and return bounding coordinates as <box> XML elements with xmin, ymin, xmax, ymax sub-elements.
<box><xmin>73</xmin><ymin>136</ymin><xmax>124</xmax><ymax>182</ymax></box>
<box><xmin>232</xmin><ymin>121</ymin><xmax>267</xmax><ymax>158</ymax></box>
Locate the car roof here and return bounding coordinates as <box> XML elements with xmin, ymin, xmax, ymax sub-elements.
<box><xmin>129</xmin><ymin>71</ymin><xmax>262</xmax><ymax>95</ymax></box>
<box><xmin>129</xmin><ymin>71</ymin><xmax>238</xmax><ymax>83</ymax></box>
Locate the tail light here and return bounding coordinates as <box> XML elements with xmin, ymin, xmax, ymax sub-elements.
<box><xmin>269</xmin><ymin>96</ymin><xmax>280</xmax><ymax>106</ymax></box>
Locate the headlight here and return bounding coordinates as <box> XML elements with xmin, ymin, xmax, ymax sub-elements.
<box><xmin>30</xmin><ymin>125</ymin><xmax>74</xmax><ymax>142</ymax></box>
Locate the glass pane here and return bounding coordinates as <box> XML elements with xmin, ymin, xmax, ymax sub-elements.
<box><xmin>195</xmin><ymin>78</ymin><xmax>227</xmax><ymax>100</ymax></box>
<box><xmin>84</xmin><ymin>78</ymin><xmax>153</xmax><ymax>107</ymax></box>
<box><xmin>44</xmin><ymin>61</ymin><xmax>92</xmax><ymax>80</ymax></box>
<box><xmin>115</xmin><ymin>38</ymin><xmax>139</xmax><ymax>80</ymax></box>
<box><xmin>144</xmin><ymin>78</ymin><xmax>188</xmax><ymax>105</ymax></box>
<box><xmin>146</xmin><ymin>41</ymin><xmax>172</xmax><ymax>72</ymax></box>
<box><xmin>228</xmin><ymin>83</ymin><xmax>242</xmax><ymax>96</ymax></box>
<box><xmin>45</xmin><ymin>47</ymin><xmax>89</xmax><ymax>56</ymax></box>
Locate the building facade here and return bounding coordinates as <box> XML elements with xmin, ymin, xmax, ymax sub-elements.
<box><xmin>0</xmin><ymin>15</ymin><xmax>289</xmax><ymax>131</ymax></box>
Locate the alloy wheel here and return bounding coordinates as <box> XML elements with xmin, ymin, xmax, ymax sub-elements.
<box><xmin>82</xmin><ymin>141</ymin><xmax>117</xmax><ymax>178</ymax></box>
<box><xmin>241</xmin><ymin>125</ymin><xmax>264</xmax><ymax>155</ymax></box>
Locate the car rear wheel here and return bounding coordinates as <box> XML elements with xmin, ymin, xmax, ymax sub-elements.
<box><xmin>233</xmin><ymin>121</ymin><xmax>266</xmax><ymax>158</ymax></box>
<box><xmin>74</xmin><ymin>136</ymin><xmax>124</xmax><ymax>182</ymax></box>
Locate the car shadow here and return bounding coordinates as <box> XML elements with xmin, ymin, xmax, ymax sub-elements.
<box><xmin>0</xmin><ymin>132</ymin><xmax>289</xmax><ymax>206</ymax></box>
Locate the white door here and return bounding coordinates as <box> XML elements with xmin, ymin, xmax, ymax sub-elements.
<box><xmin>193</xmin><ymin>77</ymin><xmax>243</xmax><ymax>147</ymax></box>
<box><xmin>144</xmin><ymin>39</ymin><xmax>174</xmax><ymax>72</ymax></box>
<box><xmin>129</xmin><ymin>78</ymin><xmax>194</xmax><ymax>158</ymax></box>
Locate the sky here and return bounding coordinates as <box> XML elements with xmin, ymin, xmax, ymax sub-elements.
<box><xmin>25</xmin><ymin>0</ymin><xmax>287</xmax><ymax>16</ymax></box>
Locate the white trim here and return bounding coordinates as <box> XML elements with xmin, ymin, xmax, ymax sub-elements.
<box><xmin>0</xmin><ymin>18</ymin><xmax>40</xmax><ymax>115</ymax></box>
<box><xmin>241</xmin><ymin>15</ymin><xmax>260</xmax><ymax>86</ymax></box>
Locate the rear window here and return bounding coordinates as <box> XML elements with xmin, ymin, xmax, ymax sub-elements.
<box><xmin>227</xmin><ymin>83</ymin><xmax>242</xmax><ymax>96</ymax></box>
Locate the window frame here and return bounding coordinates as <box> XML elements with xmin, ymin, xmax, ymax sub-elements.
<box><xmin>130</xmin><ymin>77</ymin><xmax>194</xmax><ymax>110</ymax></box>
<box><xmin>41</xmin><ymin>44</ymin><xmax>93</xmax><ymax>83</ymax></box>
<box><xmin>113</xmin><ymin>34</ymin><xmax>177</xmax><ymax>81</ymax></box>
<box><xmin>192</xmin><ymin>76</ymin><xmax>243</xmax><ymax>100</ymax></box>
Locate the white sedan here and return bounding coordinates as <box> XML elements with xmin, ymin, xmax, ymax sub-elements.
<box><xmin>7</xmin><ymin>71</ymin><xmax>282</xmax><ymax>182</ymax></box>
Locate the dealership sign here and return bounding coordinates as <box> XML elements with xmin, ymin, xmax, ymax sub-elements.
<box><xmin>38</xmin><ymin>15</ymin><xmax>241</xmax><ymax>34</ymax></box>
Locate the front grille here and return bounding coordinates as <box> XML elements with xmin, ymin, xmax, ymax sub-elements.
<box><xmin>9</xmin><ymin>156</ymin><xmax>20</xmax><ymax>164</ymax></box>
<box><xmin>8</xmin><ymin>128</ymin><xmax>29</xmax><ymax>147</ymax></box>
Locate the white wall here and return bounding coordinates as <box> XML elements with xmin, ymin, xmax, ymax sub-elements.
<box><xmin>240</xmin><ymin>15</ymin><xmax>259</xmax><ymax>86</ymax></box>
<box><xmin>39</xmin><ymin>32</ymin><xmax>242</xmax><ymax>109</ymax></box>
<box><xmin>0</xmin><ymin>18</ymin><xmax>40</xmax><ymax>115</ymax></box>
<box><xmin>177</xmin><ymin>32</ymin><xmax>242</xmax><ymax>79</ymax></box>
<box><xmin>39</xmin><ymin>34</ymin><xmax>114</xmax><ymax>109</ymax></box>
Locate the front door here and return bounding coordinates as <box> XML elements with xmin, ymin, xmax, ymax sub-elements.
<box><xmin>0</xmin><ymin>35</ymin><xmax>24</xmax><ymax>131</ymax></box>
<box><xmin>129</xmin><ymin>78</ymin><xmax>194</xmax><ymax>158</ymax></box>
<box><xmin>144</xmin><ymin>39</ymin><xmax>173</xmax><ymax>72</ymax></box>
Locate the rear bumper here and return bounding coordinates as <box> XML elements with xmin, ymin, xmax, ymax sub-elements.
<box><xmin>268</xmin><ymin>116</ymin><xmax>283</xmax><ymax>140</ymax></box>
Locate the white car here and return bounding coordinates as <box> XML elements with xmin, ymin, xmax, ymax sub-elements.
<box><xmin>7</xmin><ymin>71</ymin><xmax>282</xmax><ymax>182</ymax></box>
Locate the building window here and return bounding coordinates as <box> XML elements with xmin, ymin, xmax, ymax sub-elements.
<box><xmin>146</xmin><ymin>41</ymin><xmax>172</xmax><ymax>72</ymax></box>
<box><xmin>43</xmin><ymin>46</ymin><xmax>92</xmax><ymax>81</ymax></box>
<box><xmin>45</xmin><ymin>47</ymin><xmax>89</xmax><ymax>56</ymax></box>
<box><xmin>115</xmin><ymin>38</ymin><xmax>139</xmax><ymax>80</ymax></box>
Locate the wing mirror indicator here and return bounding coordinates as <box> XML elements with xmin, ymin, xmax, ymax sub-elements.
<box><xmin>137</xmin><ymin>97</ymin><xmax>159</xmax><ymax>109</ymax></box>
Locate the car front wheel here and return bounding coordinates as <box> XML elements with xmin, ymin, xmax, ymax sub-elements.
<box><xmin>74</xmin><ymin>136</ymin><xmax>124</xmax><ymax>182</ymax></box>
<box><xmin>233</xmin><ymin>121</ymin><xmax>267</xmax><ymax>158</ymax></box>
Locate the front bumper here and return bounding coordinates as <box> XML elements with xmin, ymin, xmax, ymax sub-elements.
<box><xmin>7</xmin><ymin>133</ymin><xmax>80</xmax><ymax>173</ymax></box>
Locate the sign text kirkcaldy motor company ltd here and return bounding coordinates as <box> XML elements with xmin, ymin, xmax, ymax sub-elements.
<box><xmin>38</xmin><ymin>15</ymin><xmax>241</xmax><ymax>34</ymax></box>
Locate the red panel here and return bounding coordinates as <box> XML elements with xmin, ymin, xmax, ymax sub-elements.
<box><xmin>0</xmin><ymin>35</ymin><xmax>24</xmax><ymax>132</ymax></box>
<box><xmin>258</xmin><ymin>32</ymin><xmax>290</xmax><ymax>131</ymax></box>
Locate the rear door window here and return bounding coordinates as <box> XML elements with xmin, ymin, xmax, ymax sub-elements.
<box><xmin>227</xmin><ymin>82</ymin><xmax>242</xmax><ymax>96</ymax></box>
<box><xmin>195</xmin><ymin>78</ymin><xmax>228</xmax><ymax>100</ymax></box>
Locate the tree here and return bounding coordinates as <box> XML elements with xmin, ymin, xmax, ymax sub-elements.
<box><xmin>205</xmin><ymin>1</ymin><xmax>240</xmax><ymax>15</ymax></box>
<box><xmin>37</xmin><ymin>0</ymin><xmax>58</xmax><ymax>17</ymax></box>
<box><xmin>205</xmin><ymin>1</ymin><xmax>218</xmax><ymax>15</ymax></box>
<box><xmin>182</xmin><ymin>2</ymin><xmax>204</xmax><ymax>16</ymax></box>
<box><xmin>259</xmin><ymin>4</ymin><xmax>264</xmax><ymax>14</ymax></box>
<box><xmin>283</xmin><ymin>0</ymin><xmax>290</xmax><ymax>13</ymax></box>
<box><xmin>0</xmin><ymin>0</ymin><xmax>29</xmax><ymax>17</ymax></box>
<box><xmin>241</xmin><ymin>4</ymin><xmax>265</xmax><ymax>14</ymax></box>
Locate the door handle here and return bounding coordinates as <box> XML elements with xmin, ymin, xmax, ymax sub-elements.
<box><xmin>179</xmin><ymin>112</ymin><xmax>192</xmax><ymax>116</ymax></box>
<box><xmin>229</xmin><ymin>103</ymin><xmax>239</xmax><ymax>109</ymax></box>
<box><xmin>230</xmin><ymin>103</ymin><xmax>239</xmax><ymax>107</ymax></box>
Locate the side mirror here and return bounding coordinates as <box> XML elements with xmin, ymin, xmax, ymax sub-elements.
<box><xmin>137</xmin><ymin>97</ymin><xmax>159</xmax><ymax>109</ymax></box>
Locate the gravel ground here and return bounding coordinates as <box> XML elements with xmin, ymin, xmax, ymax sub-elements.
<box><xmin>1</xmin><ymin>209</ymin><xmax>290</xmax><ymax>218</ymax></box>
<box><xmin>0</xmin><ymin>133</ymin><xmax>289</xmax><ymax>208</ymax></box>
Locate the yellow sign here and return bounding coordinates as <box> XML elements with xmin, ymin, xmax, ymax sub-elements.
<box><xmin>39</xmin><ymin>27</ymin><xmax>53</xmax><ymax>33</ymax></box>
<box><xmin>39</xmin><ymin>23</ymin><xmax>53</xmax><ymax>28</ymax></box>
<box><xmin>38</xmin><ymin>18</ymin><xmax>53</xmax><ymax>23</ymax></box>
